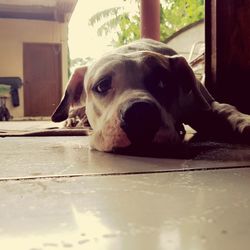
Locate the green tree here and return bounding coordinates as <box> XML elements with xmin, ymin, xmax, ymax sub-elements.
<box><xmin>89</xmin><ymin>0</ymin><xmax>204</xmax><ymax>47</ymax></box>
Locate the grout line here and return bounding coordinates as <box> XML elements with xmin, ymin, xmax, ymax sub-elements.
<box><xmin>0</xmin><ymin>165</ymin><xmax>250</xmax><ymax>182</ymax></box>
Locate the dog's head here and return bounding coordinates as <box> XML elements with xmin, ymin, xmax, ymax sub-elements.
<box><xmin>52</xmin><ymin>51</ymin><xmax>210</xmax><ymax>152</ymax></box>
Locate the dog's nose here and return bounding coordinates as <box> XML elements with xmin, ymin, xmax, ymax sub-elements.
<box><xmin>120</xmin><ymin>100</ymin><xmax>161</xmax><ymax>144</ymax></box>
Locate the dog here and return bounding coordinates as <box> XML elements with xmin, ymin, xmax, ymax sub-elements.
<box><xmin>51</xmin><ymin>39</ymin><xmax>250</xmax><ymax>153</ymax></box>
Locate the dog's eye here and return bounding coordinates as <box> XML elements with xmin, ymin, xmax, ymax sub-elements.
<box><xmin>93</xmin><ymin>77</ymin><xmax>112</xmax><ymax>95</ymax></box>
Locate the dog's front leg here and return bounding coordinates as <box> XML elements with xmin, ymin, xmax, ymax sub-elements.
<box><xmin>211</xmin><ymin>102</ymin><xmax>250</xmax><ymax>141</ymax></box>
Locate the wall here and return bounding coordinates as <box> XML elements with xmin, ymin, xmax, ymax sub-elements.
<box><xmin>165</xmin><ymin>21</ymin><xmax>204</xmax><ymax>60</ymax></box>
<box><xmin>0</xmin><ymin>18</ymin><xmax>69</xmax><ymax>118</ymax></box>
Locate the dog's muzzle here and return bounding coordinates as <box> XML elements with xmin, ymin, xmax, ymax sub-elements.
<box><xmin>119</xmin><ymin>100</ymin><xmax>161</xmax><ymax>145</ymax></box>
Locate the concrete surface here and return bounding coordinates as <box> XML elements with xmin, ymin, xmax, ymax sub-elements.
<box><xmin>0</xmin><ymin>121</ymin><xmax>250</xmax><ymax>250</ymax></box>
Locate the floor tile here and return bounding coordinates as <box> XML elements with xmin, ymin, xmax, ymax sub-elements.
<box><xmin>0</xmin><ymin>121</ymin><xmax>59</xmax><ymax>131</ymax></box>
<box><xmin>1</xmin><ymin>137</ymin><xmax>250</xmax><ymax>179</ymax></box>
<box><xmin>0</xmin><ymin>168</ymin><xmax>250</xmax><ymax>250</ymax></box>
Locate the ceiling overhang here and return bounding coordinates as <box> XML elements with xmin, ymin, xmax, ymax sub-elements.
<box><xmin>0</xmin><ymin>0</ymin><xmax>78</xmax><ymax>22</ymax></box>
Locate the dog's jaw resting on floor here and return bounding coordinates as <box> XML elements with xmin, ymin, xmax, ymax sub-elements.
<box><xmin>51</xmin><ymin>39</ymin><xmax>250</xmax><ymax>153</ymax></box>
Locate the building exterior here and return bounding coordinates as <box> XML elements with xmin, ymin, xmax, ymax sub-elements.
<box><xmin>165</xmin><ymin>19</ymin><xmax>205</xmax><ymax>60</ymax></box>
<box><xmin>165</xmin><ymin>19</ymin><xmax>205</xmax><ymax>81</ymax></box>
<box><xmin>0</xmin><ymin>0</ymin><xmax>77</xmax><ymax>118</ymax></box>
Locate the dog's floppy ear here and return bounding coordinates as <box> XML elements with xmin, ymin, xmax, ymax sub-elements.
<box><xmin>51</xmin><ymin>66</ymin><xmax>88</xmax><ymax>122</ymax></box>
<box><xmin>169</xmin><ymin>55</ymin><xmax>213</xmax><ymax>110</ymax></box>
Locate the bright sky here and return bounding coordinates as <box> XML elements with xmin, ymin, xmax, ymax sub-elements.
<box><xmin>68</xmin><ymin>0</ymin><xmax>132</xmax><ymax>60</ymax></box>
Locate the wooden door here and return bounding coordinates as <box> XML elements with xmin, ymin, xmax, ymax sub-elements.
<box><xmin>205</xmin><ymin>0</ymin><xmax>250</xmax><ymax>114</ymax></box>
<box><xmin>23</xmin><ymin>43</ymin><xmax>62</xmax><ymax>116</ymax></box>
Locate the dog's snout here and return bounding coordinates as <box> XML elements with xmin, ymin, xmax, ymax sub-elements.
<box><xmin>120</xmin><ymin>100</ymin><xmax>161</xmax><ymax>144</ymax></box>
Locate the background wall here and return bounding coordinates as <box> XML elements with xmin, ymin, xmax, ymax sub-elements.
<box><xmin>165</xmin><ymin>20</ymin><xmax>204</xmax><ymax>60</ymax></box>
<box><xmin>0</xmin><ymin>18</ymin><xmax>69</xmax><ymax>118</ymax></box>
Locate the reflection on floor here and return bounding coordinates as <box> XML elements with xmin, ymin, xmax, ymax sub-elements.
<box><xmin>0</xmin><ymin>121</ymin><xmax>250</xmax><ymax>250</ymax></box>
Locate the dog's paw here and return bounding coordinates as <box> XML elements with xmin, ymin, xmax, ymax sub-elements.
<box><xmin>64</xmin><ymin>117</ymin><xmax>79</xmax><ymax>128</ymax></box>
<box><xmin>63</xmin><ymin>106</ymin><xmax>90</xmax><ymax>128</ymax></box>
<box><xmin>229</xmin><ymin>111</ymin><xmax>250</xmax><ymax>143</ymax></box>
<box><xmin>242</xmin><ymin>125</ymin><xmax>250</xmax><ymax>139</ymax></box>
<box><xmin>231</xmin><ymin>112</ymin><xmax>250</xmax><ymax>137</ymax></box>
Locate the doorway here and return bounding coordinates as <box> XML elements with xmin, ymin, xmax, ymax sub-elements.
<box><xmin>23</xmin><ymin>43</ymin><xmax>62</xmax><ymax>117</ymax></box>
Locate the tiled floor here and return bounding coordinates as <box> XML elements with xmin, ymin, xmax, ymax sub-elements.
<box><xmin>1</xmin><ymin>121</ymin><xmax>250</xmax><ymax>250</ymax></box>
